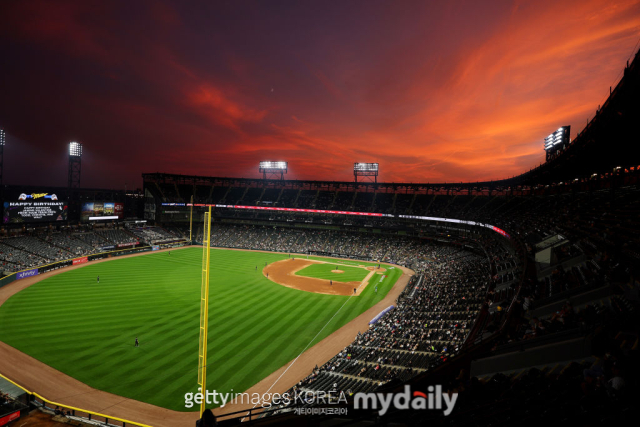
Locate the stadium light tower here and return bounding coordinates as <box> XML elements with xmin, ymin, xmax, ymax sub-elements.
<box><xmin>354</xmin><ymin>162</ymin><xmax>379</xmax><ymax>183</ymax></box>
<box><xmin>68</xmin><ymin>141</ymin><xmax>82</xmax><ymax>188</ymax></box>
<box><xmin>0</xmin><ymin>128</ymin><xmax>5</xmax><ymax>186</ymax></box>
<box><xmin>543</xmin><ymin>126</ymin><xmax>570</xmax><ymax>161</ymax></box>
<box><xmin>259</xmin><ymin>161</ymin><xmax>288</xmax><ymax>180</ymax></box>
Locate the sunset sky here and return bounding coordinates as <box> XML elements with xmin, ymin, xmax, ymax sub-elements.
<box><xmin>1</xmin><ymin>0</ymin><xmax>639</xmax><ymax>189</ymax></box>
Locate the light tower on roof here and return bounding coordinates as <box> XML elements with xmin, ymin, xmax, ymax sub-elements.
<box><xmin>354</xmin><ymin>162</ymin><xmax>379</xmax><ymax>183</ymax></box>
<box><xmin>68</xmin><ymin>141</ymin><xmax>82</xmax><ymax>189</ymax></box>
<box><xmin>259</xmin><ymin>161</ymin><xmax>288</xmax><ymax>180</ymax></box>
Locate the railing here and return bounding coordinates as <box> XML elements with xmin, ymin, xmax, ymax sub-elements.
<box><xmin>216</xmin><ymin>404</ymin><xmax>294</xmax><ymax>424</ymax></box>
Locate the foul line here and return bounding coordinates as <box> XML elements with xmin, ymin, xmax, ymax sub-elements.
<box><xmin>242</xmin><ymin>277</ymin><xmax>368</xmax><ymax>419</ymax></box>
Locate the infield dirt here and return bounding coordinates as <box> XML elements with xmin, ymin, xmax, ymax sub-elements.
<box><xmin>263</xmin><ymin>258</ymin><xmax>386</xmax><ymax>295</ymax></box>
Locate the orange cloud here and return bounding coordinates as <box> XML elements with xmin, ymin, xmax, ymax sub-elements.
<box><xmin>186</xmin><ymin>85</ymin><xmax>268</xmax><ymax>130</ymax></box>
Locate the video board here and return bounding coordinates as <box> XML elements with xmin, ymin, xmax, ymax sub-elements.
<box><xmin>81</xmin><ymin>202</ymin><xmax>124</xmax><ymax>221</ymax></box>
<box><xmin>3</xmin><ymin>193</ymin><xmax>67</xmax><ymax>224</ymax></box>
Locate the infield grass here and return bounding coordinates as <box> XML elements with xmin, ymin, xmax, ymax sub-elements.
<box><xmin>0</xmin><ymin>247</ymin><xmax>402</xmax><ymax>411</ymax></box>
<box><xmin>295</xmin><ymin>262</ymin><xmax>370</xmax><ymax>283</ymax></box>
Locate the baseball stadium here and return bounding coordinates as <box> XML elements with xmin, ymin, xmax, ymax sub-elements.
<box><xmin>1</xmin><ymin>2</ymin><xmax>640</xmax><ymax>427</ymax></box>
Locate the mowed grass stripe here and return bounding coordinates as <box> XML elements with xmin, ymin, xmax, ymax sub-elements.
<box><xmin>0</xmin><ymin>248</ymin><xmax>402</xmax><ymax>411</ymax></box>
<box><xmin>209</xmin><ymin>292</ymin><xmax>315</xmax><ymax>367</ymax></box>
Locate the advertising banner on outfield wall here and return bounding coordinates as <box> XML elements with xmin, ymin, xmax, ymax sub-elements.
<box><xmin>16</xmin><ymin>268</ymin><xmax>39</xmax><ymax>280</ymax></box>
<box><xmin>100</xmin><ymin>245</ymin><xmax>116</xmax><ymax>251</ymax></box>
<box><xmin>152</xmin><ymin>245</ymin><xmax>160</xmax><ymax>251</ymax></box>
<box><xmin>73</xmin><ymin>257</ymin><xmax>88</xmax><ymax>265</ymax></box>
<box><xmin>0</xmin><ymin>411</ymin><xmax>20</xmax><ymax>426</ymax></box>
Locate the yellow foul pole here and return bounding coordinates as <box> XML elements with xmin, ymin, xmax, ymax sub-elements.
<box><xmin>198</xmin><ymin>206</ymin><xmax>212</xmax><ymax>416</ymax></box>
<box><xmin>189</xmin><ymin>195</ymin><xmax>194</xmax><ymax>242</ymax></box>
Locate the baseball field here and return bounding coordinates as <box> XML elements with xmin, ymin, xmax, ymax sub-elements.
<box><xmin>0</xmin><ymin>247</ymin><xmax>402</xmax><ymax>411</ymax></box>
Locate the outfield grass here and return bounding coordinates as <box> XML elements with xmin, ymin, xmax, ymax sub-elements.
<box><xmin>0</xmin><ymin>248</ymin><xmax>402</xmax><ymax>411</ymax></box>
<box><xmin>295</xmin><ymin>262</ymin><xmax>370</xmax><ymax>283</ymax></box>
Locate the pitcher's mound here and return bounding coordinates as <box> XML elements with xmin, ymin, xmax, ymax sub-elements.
<box><xmin>331</xmin><ymin>269</ymin><xmax>344</xmax><ymax>273</ymax></box>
